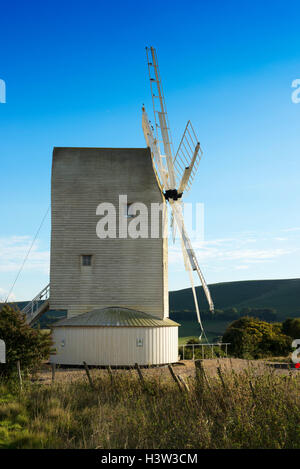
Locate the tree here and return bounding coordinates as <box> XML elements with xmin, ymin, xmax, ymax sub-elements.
<box><xmin>282</xmin><ymin>318</ymin><xmax>300</xmax><ymax>339</ymax></box>
<box><xmin>223</xmin><ymin>316</ymin><xmax>291</xmax><ymax>359</ymax></box>
<box><xmin>0</xmin><ymin>305</ymin><xmax>53</xmax><ymax>376</ymax></box>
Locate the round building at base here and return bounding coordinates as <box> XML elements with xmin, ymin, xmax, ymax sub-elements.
<box><xmin>50</xmin><ymin>307</ymin><xmax>179</xmax><ymax>366</ymax></box>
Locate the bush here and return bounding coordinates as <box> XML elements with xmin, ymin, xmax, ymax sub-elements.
<box><xmin>282</xmin><ymin>318</ymin><xmax>300</xmax><ymax>339</ymax></box>
<box><xmin>0</xmin><ymin>305</ymin><xmax>53</xmax><ymax>376</ymax></box>
<box><xmin>223</xmin><ymin>316</ymin><xmax>291</xmax><ymax>359</ymax></box>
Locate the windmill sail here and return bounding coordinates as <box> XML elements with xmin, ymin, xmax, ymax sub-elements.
<box><xmin>146</xmin><ymin>47</ymin><xmax>176</xmax><ymax>190</ymax></box>
<box><xmin>174</xmin><ymin>120</ymin><xmax>203</xmax><ymax>193</ymax></box>
<box><xmin>142</xmin><ymin>106</ymin><xmax>168</xmax><ymax>189</ymax></box>
<box><xmin>143</xmin><ymin>45</ymin><xmax>215</xmax><ymax>331</ymax></box>
<box><xmin>170</xmin><ymin>200</ymin><xmax>214</xmax><ymax>314</ymax></box>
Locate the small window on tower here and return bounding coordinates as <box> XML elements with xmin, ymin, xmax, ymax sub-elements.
<box><xmin>81</xmin><ymin>255</ymin><xmax>92</xmax><ymax>266</ymax></box>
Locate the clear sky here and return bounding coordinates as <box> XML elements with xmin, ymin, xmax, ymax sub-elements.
<box><xmin>0</xmin><ymin>0</ymin><xmax>299</xmax><ymax>301</ymax></box>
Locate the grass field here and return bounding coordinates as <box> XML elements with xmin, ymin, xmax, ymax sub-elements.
<box><xmin>0</xmin><ymin>360</ymin><xmax>299</xmax><ymax>449</ymax></box>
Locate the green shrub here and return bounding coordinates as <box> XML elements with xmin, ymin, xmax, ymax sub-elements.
<box><xmin>0</xmin><ymin>305</ymin><xmax>53</xmax><ymax>376</ymax></box>
<box><xmin>223</xmin><ymin>316</ymin><xmax>291</xmax><ymax>358</ymax></box>
<box><xmin>282</xmin><ymin>318</ymin><xmax>300</xmax><ymax>339</ymax></box>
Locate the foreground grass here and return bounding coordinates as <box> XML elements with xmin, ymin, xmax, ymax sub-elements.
<box><xmin>0</xmin><ymin>365</ymin><xmax>300</xmax><ymax>449</ymax></box>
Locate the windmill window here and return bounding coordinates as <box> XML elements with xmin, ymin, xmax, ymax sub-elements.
<box><xmin>81</xmin><ymin>255</ymin><xmax>92</xmax><ymax>266</ymax></box>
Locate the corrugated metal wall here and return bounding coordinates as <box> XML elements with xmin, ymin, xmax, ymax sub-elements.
<box><xmin>50</xmin><ymin>326</ymin><xmax>178</xmax><ymax>366</ymax></box>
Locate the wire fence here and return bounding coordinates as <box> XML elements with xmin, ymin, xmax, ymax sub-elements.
<box><xmin>179</xmin><ymin>343</ymin><xmax>231</xmax><ymax>360</ymax></box>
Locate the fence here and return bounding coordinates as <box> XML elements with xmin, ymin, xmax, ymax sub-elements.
<box><xmin>179</xmin><ymin>343</ymin><xmax>230</xmax><ymax>360</ymax></box>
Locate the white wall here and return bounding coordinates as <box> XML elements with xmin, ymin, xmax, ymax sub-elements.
<box><xmin>50</xmin><ymin>326</ymin><xmax>178</xmax><ymax>366</ymax></box>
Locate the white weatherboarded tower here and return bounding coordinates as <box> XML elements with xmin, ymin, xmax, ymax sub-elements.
<box><xmin>49</xmin><ymin>147</ymin><xmax>179</xmax><ymax>366</ymax></box>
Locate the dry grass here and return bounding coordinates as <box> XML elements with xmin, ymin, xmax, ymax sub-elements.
<box><xmin>0</xmin><ymin>359</ymin><xmax>300</xmax><ymax>449</ymax></box>
<box><xmin>35</xmin><ymin>358</ymin><xmax>293</xmax><ymax>385</ymax></box>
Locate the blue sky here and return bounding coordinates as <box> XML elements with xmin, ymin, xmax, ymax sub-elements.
<box><xmin>0</xmin><ymin>0</ymin><xmax>299</xmax><ymax>300</ymax></box>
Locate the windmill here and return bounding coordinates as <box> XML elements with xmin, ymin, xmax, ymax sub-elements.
<box><xmin>14</xmin><ymin>47</ymin><xmax>213</xmax><ymax>366</ymax></box>
<box><xmin>142</xmin><ymin>46</ymin><xmax>214</xmax><ymax>339</ymax></box>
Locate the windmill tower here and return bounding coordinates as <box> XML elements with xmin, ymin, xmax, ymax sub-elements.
<box><xmin>22</xmin><ymin>47</ymin><xmax>213</xmax><ymax>366</ymax></box>
<box><xmin>48</xmin><ymin>146</ymin><xmax>179</xmax><ymax>366</ymax></box>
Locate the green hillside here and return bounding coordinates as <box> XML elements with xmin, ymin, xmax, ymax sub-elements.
<box><xmin>170</xmin><ymin>278</ymin><xmax>300</xmax><ymax>317</ymax></box>
<box><xmin>169</xmin><ymin>278</ymin><xmax>300</xmax><ymax>341</ymax></box>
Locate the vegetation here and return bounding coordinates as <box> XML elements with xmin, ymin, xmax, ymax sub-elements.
<box><xmin>170</xmin><ymin>282</ymin><xmax>300</xmax><ymax>339</ymax></box>
<box><xmin>170</xmin><ymin>278</ymin><xmax>300</xmax><ymax>340</ymax></box>
<box><xmin>0</xmin><ymin>305</ymin><xmax>52</xmax><ymax>377</ymax></box>
<box><xmin>0</xmin><ymin>298</ymin><xmax>298</xmax><ymax>449</ymax></box>
<box><xmin>173</xmin><ymin>307</ymin><xmax>278</xmax><ymax>322</ymax></box>
<box><xmin>0</xmin><ymin>365</ymin><xmax>299</xmax><ymax>449</ymax></box>
<box><xmin>223</xmin><ymin>317</ymin><xmax>291</xmax><ymax>359</ymax></box>
<box><xmin>282</xmin><ymin>318</ymin><xmax>300</xmax><ymax>339</ymax></box>
<box><xmin>170</xmin><ymin>278</ymin><xmax>300</xmax><ymax>318</ymax></box>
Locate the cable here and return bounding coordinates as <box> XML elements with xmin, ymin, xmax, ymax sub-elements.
<box><xmin>5</xmin><ymin>205</ymin><xmax>50</xmax><ymax>303</ymax></box>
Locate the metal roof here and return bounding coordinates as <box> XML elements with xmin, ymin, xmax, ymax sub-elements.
<box><xmin>53</xmin><ymin>307</ymin><xmax>180</xmax><ymax>328</ymax></box>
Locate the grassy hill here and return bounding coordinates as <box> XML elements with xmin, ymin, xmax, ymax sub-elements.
<box><xmin>169</xmin><ymin>278</ymin><xmax>300</xmax><ymax>341</ymax></box>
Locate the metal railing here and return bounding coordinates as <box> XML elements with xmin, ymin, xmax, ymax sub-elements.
<box><xmin>179</xmin><ymin>343</ymin><xmax>231</xmax><ymax>360</ymax></box>
<box><xmin>21</xmin><ymin>283</ymin><xmax>50</xmax><ymax>318</ymax></box>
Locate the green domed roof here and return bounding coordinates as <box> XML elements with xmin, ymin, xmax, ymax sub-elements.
<box><xmin>53</xmin><ymin>306</ymin><xmax>179</xmax><ymax>328</ymax></box>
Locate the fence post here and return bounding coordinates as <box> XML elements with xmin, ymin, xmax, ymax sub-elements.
<box><xmin>135</xmin><ymin>363</ymin><xmax>147</xmax><ymax>390</ymax></box>
<box><xmin>168</xmin><ymin>364</ymin><xmax>183</xmax><ymax>392</ymax></box>
<box><xmin>177</xmin><ymin>374</ymin><xmax>190</xmax><ymax>392</ymax></box>
<box><xmin>192</xmin><ymin>344</ymin><xmax>195</xmax><ymax>360</ymax></box>
<box><xmin>83</xmin><ymin>361</ymin><xmax>95</xmax><ymax>389</ymax></box>
<box><xmin>195</xmin><ymin>359</ymin><xmax>204</xmax><ymax>382</ymax></box>
<box><xmin>107</xmin><ymin>365</ymin><xmax>114</xmax><ymax>385</ymax></box>
<box><xmin>217</xmin><ymin>366</ymin><xmax>226</xmax><ymax>389</ymax></box>
<box><xmin>195</xmin><ymin>359</ymin><xmax>210</xmax><ymax>390</ymax></box>
<box><xmin>249</xmin><ymin>379</ymin><xmax>256</xmax><ymax>398</ymax></box>
<box><xmin>16</xmin><ymin>360</ymin><xmax>22</xmax><ymax>390</ymax></box>
<box><xmin>51</xmin><ymin>363</ymin><xmax>56</xmax><ymax>383</ymax></box>
<box><xmin>183</xmin><ymin>345</ymin><xmax>185</xmax><ymax>360</ymax></box>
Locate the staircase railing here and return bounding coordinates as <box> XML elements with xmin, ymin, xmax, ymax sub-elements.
<box><xmin>21</xmin><ymin>283</ymin><xmax>50</xmax><ymax>319</ymax></box>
